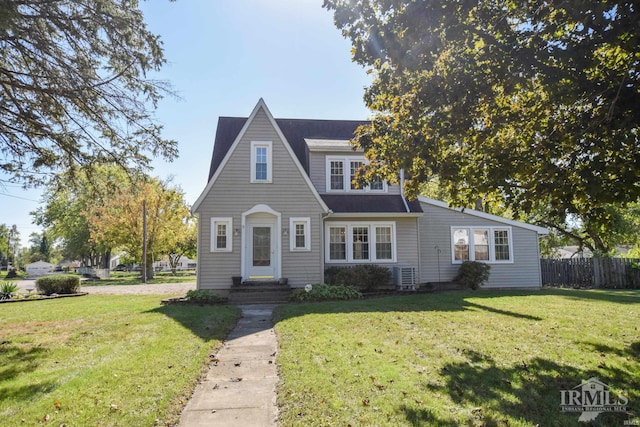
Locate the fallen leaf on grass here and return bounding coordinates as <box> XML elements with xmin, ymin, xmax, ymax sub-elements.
<box><xmin>43</xmin><ymin>414</ymin><xmax>50</xmax><ymax>422</ymax></box>
<box><xmin>362</xmin><ymin>398</ymin><xmax>370</xmax><ymax>406</ymax></box>
<box><xmin>53</xmin><ymin>401</ymin><xmax>62</xmax><ymax>410</ymax></box>
<box><xmin>110</xmin><ymin>404</ymin><xmax>119</xmax><ymax>411</ymax></box>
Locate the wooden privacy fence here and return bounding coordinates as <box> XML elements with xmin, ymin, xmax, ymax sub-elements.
<box><xmin>541</xmin><ymin>258</ymin><xmax>640</xmax><ymax>289</ymax></box>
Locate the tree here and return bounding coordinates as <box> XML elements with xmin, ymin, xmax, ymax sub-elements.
<box><xmin>25</xmin><ymin>231</ymin><xmax>55</xmax><ymax>263</ymax></box>
<box><xmin>33</xmin><ymin>165</ymin><xmax>128</xmax><ymax>267</ymax></box>
<box><xmin>324</xmin><ymin>0</ymin><xmax>640</xmax><ymax>252</ymax></box>
<box><xmin>88</xmin><ymin>176</ymin><xmax>191</xmax><ymax>279</ymax></box>
<box><xmin>165</xmin><ymin>214</ymin><xmax>197</xmax><ymax>274</ymax></box>
<box><xmin>0</xmin><ymin>0</ymin><xmax>177</xmax><ymax>186</ymax></box>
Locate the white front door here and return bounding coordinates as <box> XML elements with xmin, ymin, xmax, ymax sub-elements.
<box><xmin>246</xmin><ymin>219</ymin><xmax>277</xmax><ymax>280</ymax></box>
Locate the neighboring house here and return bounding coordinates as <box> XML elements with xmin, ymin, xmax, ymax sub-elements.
<box><xmin>192</xmin><ymin>99</ymin><xmax>548</xmax><ymax>296</ymax></box>
<box><xmin>153</xmin><ymin>256</ymin><xmax>197</xmax><ymax>272</ymax></box>
<box><xmin>25</xmin><ymin>260</ymin><xmax>55</xmax><ymax>277</ymax></box>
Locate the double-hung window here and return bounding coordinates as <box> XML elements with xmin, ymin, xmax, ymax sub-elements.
<box><xmin>326</xmin><ymin>156</ymin><xmax>387</xmax><ymax>192</ymax></box>
<box><xmin>211</xmin><ymin>217</ymin><xmax>232</xmax><ymax>252</ymax></box>
<box><xmin>251</xmin><ymin>141</ymin><xmax>272</xmax><ymax>183</ymax></box>
<box><xmin>289</xmin><ymin>217</ymin><xmax>311</xmax><ymax>251</ymax></box>
<box><xmin>330</xmin><ymin>160</ymin><xmax>344</xmax><ymax>190</ymax></box>
<box><xmin>451</xmin><ymin>227</ymin><xmax>512</xmax><ymax>263</ymax></box>
<box><xmin>326</xmin><ymin>222</ymin><xmax>396</xmax><ymax>263</ymax></box>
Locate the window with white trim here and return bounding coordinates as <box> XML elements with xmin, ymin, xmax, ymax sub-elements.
<box><xmin>251</xmin><ymin>141</ymin><xmax>272</xmax><ymax>183</ymax></box>
<box><xmin>211</xmin><ymin>217</ymin><xmax>232</xmax><ymax>252</ymax></box>
<box><xmin>326</xmin><ymin>156</ymin><xmax>387</xmax><ymax>192</ymax></box>
<box><xmin>330</xmin><ymin>160</ymin><xmax>344</xmax><ymax>190</ymax></box>
<box><xmin>290</xmin><ymin>217</ymin><xmax>311</xmax><ymax>251</ymax></box>
<box><xmin>451</xmin><ymin>227</ymin><xmax>512</xmax><ymax>263</ymax></box>
<box><xmin>326</xmin><ymin>222</ymin><xmax>396</xmax><ymax>262</ymax></box>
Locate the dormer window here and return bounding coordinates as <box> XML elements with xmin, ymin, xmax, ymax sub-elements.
<box><xmin>251</xmin><ymin>141</ymin><xmax>272</xmax><ymax>183</ymax></box>
<box><xmin>326</xmin><ymin>155</ymin><xmax>387</xmax><ymax>192</ymax></box>
<box><xmin>330</xmin><ymin>160</ymin><xmax>344</xmax><ymax>190</ymax></box>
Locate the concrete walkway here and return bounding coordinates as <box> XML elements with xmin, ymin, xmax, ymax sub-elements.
<box><xmin>178</xmin><ymin>304</ymin><xmax>279</xmax><ymax>427</ymax></box>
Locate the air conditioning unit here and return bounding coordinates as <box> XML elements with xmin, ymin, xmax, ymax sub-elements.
<box><xmin>392</xmin><ymin>266</ymin><xmax>416</xmax><ymax>291</ymax></box>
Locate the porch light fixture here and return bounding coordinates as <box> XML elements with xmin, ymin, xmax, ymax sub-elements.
<box><xmin>282</xmin><ymin>227</ymin><xmax>289</xmax><ymax>237</ymax></box>
<box><xmin>234</xmin><ymin>228</ymin><xmax>240</xmax><ymax>236</ymax></box>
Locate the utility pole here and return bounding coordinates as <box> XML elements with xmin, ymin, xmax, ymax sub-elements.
<box><xmin>142</xmin><ymin>200</ymin><xmax>147</xmax><ymax>283</ymax></box>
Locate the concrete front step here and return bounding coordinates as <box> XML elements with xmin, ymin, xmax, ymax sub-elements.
<box><xmin>229</xmin><ymin>285</ymin><xmax>291</xmax><ymax>304</ymax></box>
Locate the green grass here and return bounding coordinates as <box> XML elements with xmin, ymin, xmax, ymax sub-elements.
<box><xmin>274</xmin><ymin>289</ymin><xmax>640</xmax><ymax>426</ymax></box>
<box><xmin>81</xmin><ymin>270</ymin><xmax>196</xmax><ymax>286</ymax></box>
<box><xmin>0</xmin><ymin>295</ymin><xmax>240</xmax><ymax>426</ymax></box>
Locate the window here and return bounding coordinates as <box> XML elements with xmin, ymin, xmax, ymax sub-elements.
<box><xmin>375</xmin><ymin>226</ymin><xmax>393</xmax><ymax>260</ymax></box>
<box><xmin>453</xmin><ymin>228</ymin><xmax>469</xmax><ymax>261</ymax></box>
<box><xmin>326</xmin><ymin>222</ymin><xmax>396</xmax><ymax>262</ymax></box>
<box><xmin>474</xmin><ymin>229</ymin><xmax>489</xmax><ymax>260</ymax></box>
<box><xmin>451</xmin><ymin>227</ymin><xmax>512</xmax><ymax>263</ymax></box>
<box><xmin>350</xmin><ymin>161</ymin><xmax>363</xmax><ymax>190</ymax></box>
<box><xmin>352</xmin><ymin>226</ymin><xmax>369</xmax><ymax>260</ymax></box>
<box><xmin>251</xmin><ymin>141</ymin><xmax>272</xmax><ymax>183</ymax></box>
<box><xmin>329</xmin><ymin>226</ymin><xmax>346</xmax><ymax>260</ymax></box>
<box><xmin>211</xmin><ymin>217</ymin><xmax>232</xmax><ymax>252</ymax></box>
<box><xmin>494</xmin><ymin>229</ymin><xmax>511</xmax><ymax>261</ymax></box>
<box><xmin>330</xmin><ymin>160</ymin><xmax>344</xmax><ymax>190</ymax></box>
<box><xmin>370</xmin><ymin>176</ymin><xmax>384</xmax><ymax>191</ymax></box>
<box><xmin>290</xmin><ymin>217</ymin><xmax>311</xmax><ymax>251</ymax></box>
<box><xmin>326</xmin><ymin>156</ymin><xmax>387</xmax><ymax>192</ymax></box>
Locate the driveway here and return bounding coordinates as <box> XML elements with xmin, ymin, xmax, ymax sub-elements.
<box><xmin>14</xmin><ymin>279</ymin><xmax>196</xmax><ymax>295</ymax></box>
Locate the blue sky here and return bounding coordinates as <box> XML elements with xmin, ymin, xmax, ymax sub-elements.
<box><xmin>0</xmin><ymin>0</ymin><xmax>371</xmax><ymax>247</ymax></box>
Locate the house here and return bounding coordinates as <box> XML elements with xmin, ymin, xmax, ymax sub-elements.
<box><xmin>153</xmin><ymin>256</ymin><xmax>197</xmax><ymax>272</ymax></box>
<box><xmin>25</xmin><ymin>260</ymin><xmax>55</xmax><ymax>277</ymax></box>
<box><xmin>192</xmin><ymin>99</ymin><xmax>548</xmax><ymax>296</ymax></box>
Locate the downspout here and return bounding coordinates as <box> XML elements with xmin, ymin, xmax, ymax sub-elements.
<box><xmin>320</xmin><ymin>210</ymin><xmax>333</xmax><ymax>285</ymax></box>
<box><xmin>400</xmin><ymin>169</ymin><xmax>411</xmax><ymax>213</ymax></box>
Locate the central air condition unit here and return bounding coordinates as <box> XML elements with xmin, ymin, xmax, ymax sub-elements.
<box><xmin>392</xmin><ymin>266</ymin><xmax>416</xmax><ymax>291</ymax></box>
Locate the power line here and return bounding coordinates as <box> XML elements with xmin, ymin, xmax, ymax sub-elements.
<box><xmin>0</xmin><ymin>192</ymin><xmax>40</xmax><ymax>202</ymax></box>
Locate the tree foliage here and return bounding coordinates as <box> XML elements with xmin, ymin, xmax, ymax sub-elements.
<box><xmin>324</xmin><ymin>0</ymin><xmax>640</xmax><ymax>251</ymax></box>
<box><xmin>87</xmin><ymin>175</ymin><xmax>191</xmax><ymax>279</ymax></box>
<box><xmin>33</xmin><ymin>165</ymin><xmax>127</xmax><ymax>267</ymax></box>
<box><xmin>0</xmin><ymin>0</ymin><xmax>177</xmax><ymax>186</ymax></box>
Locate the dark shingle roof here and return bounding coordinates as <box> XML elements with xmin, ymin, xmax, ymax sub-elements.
<box><xmin>321</xmin><ymin>194</ymin><xmax>423</xmax><ymax>214</ymax></box>
<box><xmin>208</xmin><ymin>117</ymin><xmax>367</xmax><ymax>181</ymax></box>
<box><xmin>205</xmin><ymin>115</ymin><xmax>422</xmax><ymax>214</ymax></box>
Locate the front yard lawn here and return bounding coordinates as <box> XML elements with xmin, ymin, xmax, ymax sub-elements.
<box><xmin>0</xmin><ymin>295</ymin><xmax>240</xmax><ymax>426</ymax></box>
<box><xmin>274</xmin><ymin>289</ymin><xmax>639</xmax><ymax>426</ymax></box>
<box><xmin>81</xmin><ymin>270</ymin><xmax>196</xmax><ymax>286</ymax></box>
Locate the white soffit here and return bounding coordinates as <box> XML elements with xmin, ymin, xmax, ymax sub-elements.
<box><xmin>305</xmin><ymin>138</ymin><xmax>363</xmax><ymax>152</ymax></box>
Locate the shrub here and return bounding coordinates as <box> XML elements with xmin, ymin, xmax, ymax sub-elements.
<box><xmin>5</xmin><ymin>268</ymin><xmax>18</xmax><ymax>279</ymax></box>
<box><xmin>0</xmin><ymin>282</ymin><xmax>19</xmax><ymax>299</ymax></box>
<box><xmin>185</xmin><ymin>289</ymin><xmax>223</xmax><ymax>304</ymax></box>
<box><xmin>35</xmin><ymin>274</ymin><xmax>81</xmax><ymax>295</ymax></box>
<box><xmin>324</xmin><ymin>265</ymin><xmax>391</xmax><ymax>291</ymax></box>
<box><xmin>455</xmin><ymin>261</ymin><xmax>491</xmax><ymax>290</ymax></box>
<box><xmin>289</xmin><ymin>284</ymin><xmax>362</xmax><ymax>302</ymax></box>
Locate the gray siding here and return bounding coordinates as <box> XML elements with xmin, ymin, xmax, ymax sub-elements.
<box><xmin>194</xmin><ymin>108</ymin><xmax>326</xmax><ymax>292</ymax></box>
<box><xmin>418</xmin><ymin>202</ymin><xmax>542</xmax><ymax>288</ymax></box>
<box><xmin>308</xmin><ymin>151</ymin><xmax>401</xmax><ymax>195</ymax></box>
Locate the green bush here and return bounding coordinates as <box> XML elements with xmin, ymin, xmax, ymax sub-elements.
<box><xmin>0</xmin><ymin>282</ymin><xmax>19</xmax><ymax>299</ymax></box>
<box><xmin>455</xmin><ymin>261</ymin><xmax>491</xmax><ymax>290</ymax></box>
<box><xmin>289</xmin><ymin>284</ymin><xmax>362</xmax><ymax>302</ymax></box>
<box><xmin>35</xmin><ymin>274</ymin><xmax>81</xmax><ymax>295</ymax></box>
<box><xmin>5</xmin><ymin>268</ymin><xmax>18</xmax><ymax>279</ymax></box>
<box><xmin>185</xmin><ymin>289</ymin><xmax>223</xmax><ymax>303</ymax></box>
<box><xmin>324</xmin><ymin>265</ymin><xmax>391</xmax><ymax>291</ymax></box>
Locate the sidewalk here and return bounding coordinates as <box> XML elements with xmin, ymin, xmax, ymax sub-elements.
<box><xmin>178</xmin><ymin>304</ymin><xmax>279</xmax><ymax>427</ymax></box>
